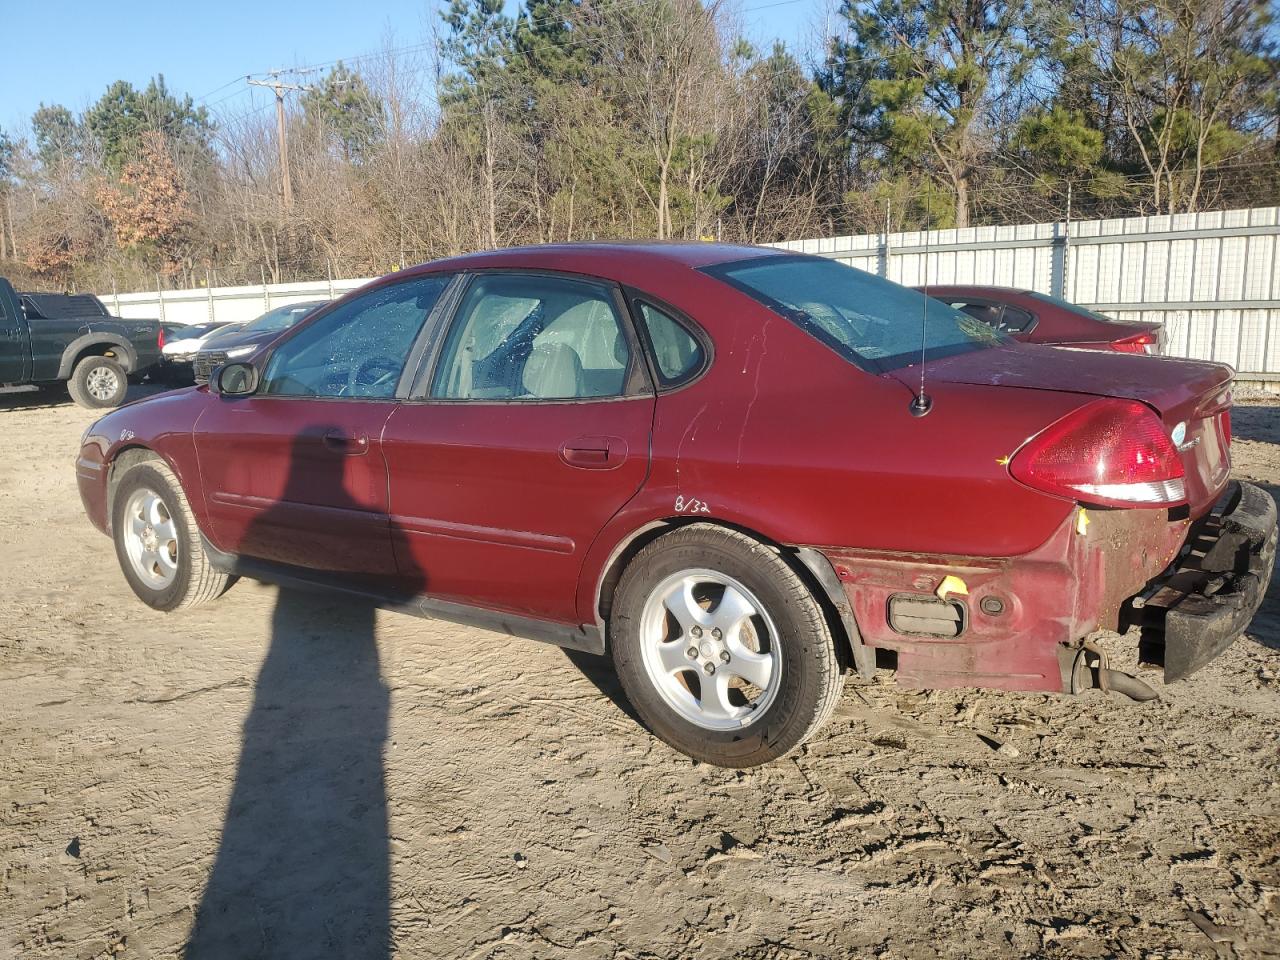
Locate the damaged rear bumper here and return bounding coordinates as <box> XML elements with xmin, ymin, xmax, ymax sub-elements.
<box><xmin>1130</xmin><ymin>480</ymin><xmax>1277</xmax><ymax>681</ymax></box>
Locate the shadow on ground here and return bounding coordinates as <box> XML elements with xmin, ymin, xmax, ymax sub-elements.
<box><xmin>563</xmin><ymin>647</ymin><xmax>642</xmax><ymax>725</ymax></box>
<box><xmin>185</xmin><ymin>590</ymin><xmax>392</xmax><ymax>958</ymax></box>
<box><xmin>1230</xmin><ymin>402</ymin><xmax>1280</xmax><ymax>444</ymax></box>
<box><xmin>188</xmin><ymin>431</ymin><xmax>424</xmax><ymax>959</ymax></box>
<box><xmin>0</xmin><ymin>383</ymin><xmax>171</xmax><ymax>411</ymax></box>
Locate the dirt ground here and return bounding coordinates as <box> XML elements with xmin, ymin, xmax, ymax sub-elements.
<box><xmin>1</xmin><ymin>386</ymin><xmax>1278</xmax><ymax>960</ymax></box>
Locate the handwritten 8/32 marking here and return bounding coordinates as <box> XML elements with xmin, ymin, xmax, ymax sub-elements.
<box><xmin>674</xmin><ymin>495</ymin><xmax>711</xmax><ymax>514</ymax></box>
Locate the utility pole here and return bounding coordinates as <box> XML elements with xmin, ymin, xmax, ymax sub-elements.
<box><xmin>247</xmin><ymin>69</ymin><xmax>315</xmax><ymax>211</ymax></box>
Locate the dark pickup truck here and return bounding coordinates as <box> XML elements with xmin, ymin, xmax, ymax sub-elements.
<box><xmin>1</xmin><ymin>277</ymin><xmax>163</xmax><ymax>408</ymax></box>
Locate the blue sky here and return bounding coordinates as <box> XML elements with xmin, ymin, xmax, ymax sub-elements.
<box><xmin>1</xmin><ymin>0</ymin><xmax>831</xmax><ymax>137</ymax></box>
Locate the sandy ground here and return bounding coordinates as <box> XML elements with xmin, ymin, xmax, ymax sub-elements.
<box><xmin>1</xmin><ymin>385</ymin><xmax>1278</xmax><ymax>960</ymax></box>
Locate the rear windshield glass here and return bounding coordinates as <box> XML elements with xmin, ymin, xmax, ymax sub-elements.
<box><xmin>703</xmin><ymin>256</ymin><xmax>1005</xmax><ymax>371</ymax></box>
<box><xmin>1025</xmin><ymin>291</ymin><xmax>1135</xmax><ymax>325</ymax></box>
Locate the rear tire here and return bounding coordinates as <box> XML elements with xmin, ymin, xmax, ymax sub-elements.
<box><xmin>610</xmin><ymin>524</ymin><xmax>844</xmax><ymax>767</ymax></box>
<box><xmin>111</xmin><ymin>460</ymin><xmax>233</xmax><ymax>611</ymax></box>
<box><xmin>68</xmin><ymin>355</ymin><xmax>128</xmax><ymax>408</ymax></box>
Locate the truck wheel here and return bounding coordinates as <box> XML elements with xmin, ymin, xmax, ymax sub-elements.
<box><xmin>68</xmin><ymin>355</ymin><xmax>128</xmax><ymax>408</ymax></box>
<box><xmin>610</xmin><ymin>524</ymin><xmax>844</xmax><ymax>767</ymax></box>
<box><xmin>111</xmin><ymin>460</ymin><xmax>234</xmax><ymax>611</ymax></box>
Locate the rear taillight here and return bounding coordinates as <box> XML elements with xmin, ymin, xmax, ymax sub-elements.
<box><xmin>157</xmin><ymin>326</ymin><xmax>166</xmax><ymax>349</ymax></box>
<box><xmin>1009</xmin><ymin>399</ymin><xmax>1186</xmax><ymax>508</ymax></box>
<box><xmin>1110</xmin><ymin>331</ymin><xmax>1157</xmax><ymax>354</ymax></box>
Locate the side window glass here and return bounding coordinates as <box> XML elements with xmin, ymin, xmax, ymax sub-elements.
<box><xmin>260</xmin><ymin>274</ymin><xmax>451</xmax><ymax>398</ymax></box>
<box><xmin>950</xmin><ymin>300</ymin><xmax>1002</xmax><ymax>329</ymax></box>
<box><xmin>432</xmin><ymin>275</ymin><xmax>630</xmax><ymax>400</ymax></box>
<box><xmin>1000</xmin><ymin>305</ymin><xmax>1035</xmax><ymax>332</ymax></box>
<box><xmin>638</xmin><ymin>302</ymin><xmax>704</xmax><ymax>386</ymax></box>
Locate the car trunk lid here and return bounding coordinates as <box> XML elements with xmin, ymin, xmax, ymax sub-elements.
<box><xmin>905</xmin><ymin>343</ymin><xmax>1234</xmax><ymax>515</ymax></box>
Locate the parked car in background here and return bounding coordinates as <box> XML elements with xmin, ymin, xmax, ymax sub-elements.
<box><xmin>157</xmin><ymin>321</ymin><xmax>237</xmax><ymax>384</ymax></box>
<box><xmin>920</xmin><ymin>285</ymin><xmax>1166</xmax><ymax>354</ymax></box>
<box><xmin>77</xmin><ymin>245</ymin><xmax>1273</xmax><ymax>767</ymax></box>
<box><xmin>193</xmin><ymin>300</ymin><xmax>327</xmax><ymax>384</ymax></box>
<box><xmin>0</xmin><ymin>277</ymin><xmax>162</xmax><ymax>408</ymax></box>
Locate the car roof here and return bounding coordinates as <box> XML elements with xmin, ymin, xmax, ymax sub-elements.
<box><xmin>390</xmin><ymin>241</ymin><xmax>788</xmax><ymax>285</ymax></box>
<box><xmin>919</xmin><ymin>285</ymin><xmax>1035</xmax><ymax>297</ymax></box>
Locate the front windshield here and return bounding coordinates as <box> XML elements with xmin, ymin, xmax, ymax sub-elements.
<box><xmin>244</xmin><ymin>301</ymin><xmax>323</xmax><ymax>334</ymax></box>
<box><xmin>704</xmin><ymin>256</ymin><xmax>1006</xmax><ymax>370</ymax></box>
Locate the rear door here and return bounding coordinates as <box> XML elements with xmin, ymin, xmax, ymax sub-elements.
<box><xmin>193</xmin><ymin>274</ymin><xmax>455</xmax><ymax>579</ymax></box>
<box><xmin>0</xmin><ymin>281</ymin><xmax>28</xmax><ymax>382</ymax></box>
<box><xmin>381</xmin><ymin>272</ymin><xmax>655</xmax><ymax>623</ymax></box>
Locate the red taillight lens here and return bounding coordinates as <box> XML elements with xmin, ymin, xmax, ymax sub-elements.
<box><xmin>1110</xmin><ymin>332</ymin><xmax>1156</xmax><ymax>354</ymax></box>
<box><xmin>1009</xmin><ymin>399</ymin><xmax>1186</xmax><ymax>508</ymax></box>
<box><xmin>157</xmin><ymin>326</ymin><xmax>166</xmax><ymax>349</ymax></box>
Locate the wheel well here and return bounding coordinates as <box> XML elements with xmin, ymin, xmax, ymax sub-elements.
<box><xmin>70</xmin><ymin>342</ymin><xmax>130</xmax><ymax>374</ymax></box>
<box><xmin>106</xmin><ymin>447</ymin><xmax>161</xmax><ymax>530</ymax></box>
<box><xmin>594</xmin><ymin>517</ymin><xmax>857</xmax><ymax>672</ymax></box>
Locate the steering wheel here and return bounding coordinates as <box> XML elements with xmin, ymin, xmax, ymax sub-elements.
<box><xmin>346</xmin><ymin>355</ymin><xmax>401</xmax><ymax>396</ymax></box>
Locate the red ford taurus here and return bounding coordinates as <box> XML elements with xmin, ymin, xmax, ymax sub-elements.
<box><xmin>76</xmin><ymin>244</ymin><xmax>1276</xmax><ymax>766</ymax></box>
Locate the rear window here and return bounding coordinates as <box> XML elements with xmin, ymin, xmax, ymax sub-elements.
<box><xmin>1025</xmin><ymin>291</ymin><xmax>1132</xmax><ymax>325</ymax></box>
<box><xmin>20</xmin><ymin>293</ymin><xmax>108</xmax><ymax>319</ymax></box>
<box><xmin>703</xmin><ymin>256</ymin><xmax>1005</xmax><ymax>371</ymax></box>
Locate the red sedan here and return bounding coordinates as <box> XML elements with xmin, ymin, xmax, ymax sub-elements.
<box><xmin>920</xmin><ymin>285</ymin><xmax>1166</xmax><ymax>353</ymax></box>
<box><xmin>76</xmin><ymin>244</ymin><xmax>1275</xmax><ymax>767</ymax></box>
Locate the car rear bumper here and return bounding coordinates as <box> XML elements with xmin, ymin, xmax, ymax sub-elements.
<box><xmin>1129</xmin><ymin>480</ymin><xmax>1277</xmax><ymax>681</ymax></box>
<box><xmin>819</xmin><ymin>481</ymin><xmax>1275</xmax><ymax>694</ymax></box>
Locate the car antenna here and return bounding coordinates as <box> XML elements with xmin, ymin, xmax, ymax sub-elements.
<box><xmin>909</xmin><ymin>212</ymin><xmax>933</xmax><ymax>417</ymax></box>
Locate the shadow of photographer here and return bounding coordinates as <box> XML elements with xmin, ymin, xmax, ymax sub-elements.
<box><xmin>187</xmin><ymin>429</ymin><xmax>424</xmax><ymax>959</ymax></box>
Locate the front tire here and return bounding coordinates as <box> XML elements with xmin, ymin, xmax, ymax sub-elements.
<box><xmin>610</xmin><ymin>524</ymin><xmax>844</xmax><ymax>767</ymax></box>
<box><xmin>111</xmin><ymin>460</ymin><xmax>233</xmax><ymax>611</ymax></box>
<box><xmin>68</xmin><ymin>355</ymin><xmax>128</xmax><ymax>408</ymax></box>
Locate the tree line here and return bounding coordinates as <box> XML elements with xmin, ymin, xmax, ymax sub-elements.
<box><xmin>0</xmin><ymin>0</ymin><xmax>1275</xmax><ymax>293</ymax></box>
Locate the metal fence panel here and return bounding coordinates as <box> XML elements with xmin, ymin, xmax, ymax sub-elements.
<box><xmin>106</xmin><ymin>205</ymin><xmax>1280</xmax><ymax>383</ymax></box>
<box><xmin>774</xmin><ymin>205</ymin><xmax>1280</xmax><ymax>381</ymax></box>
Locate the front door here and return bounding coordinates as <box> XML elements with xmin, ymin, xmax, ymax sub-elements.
<box><xmin>193</xmin><ymin>273</ymin><xmax>455</xmax><ymax>580</ymax></box>
<box><xmin>381</xmin><ymin>272</ymin><xmax>655</xmax><ymax>623</ymax></box>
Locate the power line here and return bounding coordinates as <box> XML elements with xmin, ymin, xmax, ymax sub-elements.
<box><xmin>194</xmin><ymin>75</ymin><xmax>252</xmax><ymax>104</ymax></box>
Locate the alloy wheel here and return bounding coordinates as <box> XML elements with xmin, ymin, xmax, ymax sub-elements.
<box><xmin>638</xmin><ymin>568</ymin><xmax>781</xmax><ymax>730</ymax></box>
<box><xmin>122</xmin><ymin>488</ymin><xmax>180</xmax><ymax>589</ymax></box>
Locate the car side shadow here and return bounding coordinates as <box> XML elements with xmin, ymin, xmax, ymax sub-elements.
<box><xmin>1249</xmin><ymin>482</ymin><xmax>1280</xmax><ymax>652</ymax></box>
<box><xmin>0</xmin><ymin>382</ymin><xmax>171</xmax><ymax>410</ymax></box>
<box><xmin>562</xmin><ymin>647</ymin><xmax>642</xmax><ymax>725</ymax></box>
<box><xmin>1231</xmin><ymin>403</ymin><xmax>1280</xmax><ymax>444</ymax></box>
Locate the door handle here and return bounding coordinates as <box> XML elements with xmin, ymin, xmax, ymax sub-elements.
<box><xmin>322</xmin><ymin>430</ymin><xmax>369</xmax><ymax>455</ymax></box>
<box><xmin>560</xmin><ymin>436</ymin><xmax>627</xmax><ymax>470</ymax></box>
